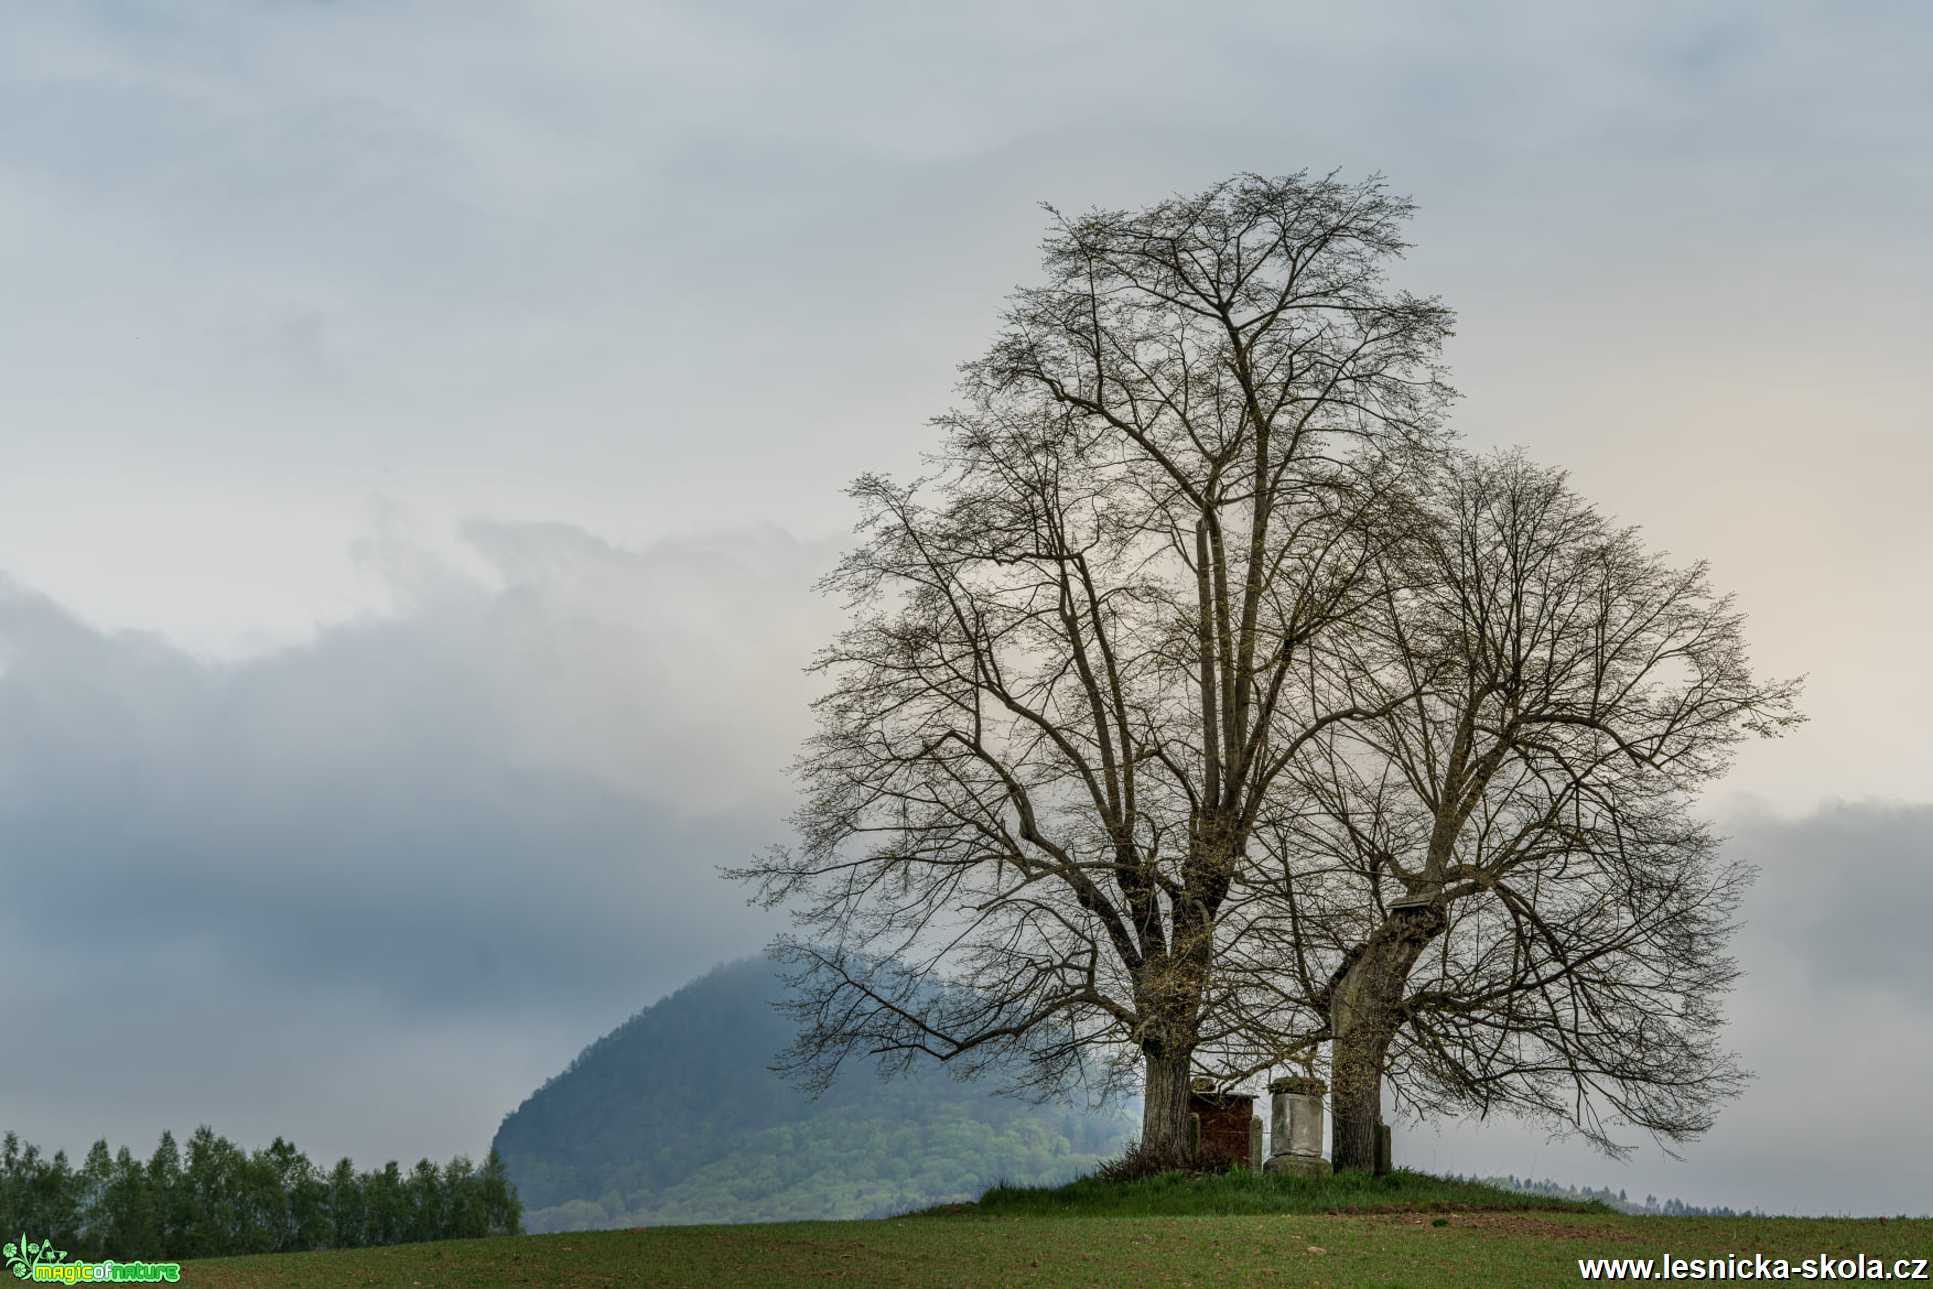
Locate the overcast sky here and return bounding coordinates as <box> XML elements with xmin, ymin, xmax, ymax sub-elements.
<box><xmin>3</xmin><ymin>1</ymin><xmax>1928</xmax><ymax>1217</ymax></box>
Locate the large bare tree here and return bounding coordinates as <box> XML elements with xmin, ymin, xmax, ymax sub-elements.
<box><xmin>732</xmin><ymin>171</ymin><xmax>1454</xmax><ymax>1156</ymax></box>
<box><xmin>1254</xmin><ymin>451</ymin><xmax>1802</xmax><ymax>1171</ymax></box>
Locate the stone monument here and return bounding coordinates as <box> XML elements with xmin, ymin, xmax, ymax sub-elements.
<box><xmin>1264</xmin><ymin>1074</ymin><xmax>1331</xmax><ymax>1178</ymax></box>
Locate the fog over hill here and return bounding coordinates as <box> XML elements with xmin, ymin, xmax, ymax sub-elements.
<box><xmin>491</xmin><ymin>959</ymin><xmax>1137</xmax><ymax>1230</ymax></box>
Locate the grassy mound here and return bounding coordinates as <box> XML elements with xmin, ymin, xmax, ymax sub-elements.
<box><xmin>956</xmin><ymin>1167</ymin><xmax>1608</xmax><ymax>1218</ymax></box>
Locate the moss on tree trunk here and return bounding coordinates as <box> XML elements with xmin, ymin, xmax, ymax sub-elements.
<box><xmin>1328</xmin><ymin>905</ymin><xmax>1446</xmax><ymax>1172</ymax></box>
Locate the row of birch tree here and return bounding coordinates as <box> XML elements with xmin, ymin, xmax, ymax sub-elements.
<box><xmin>0</xmin><ymin>1127</ymin><xmax>521</xmax><ymax>1261</ymax></box>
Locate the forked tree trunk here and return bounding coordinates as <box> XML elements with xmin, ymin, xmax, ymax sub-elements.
<box><xmin>1141</xmin><ymin>1049</ymin><xmax>1195</xmax><ymax>1162</ymax></box>
<box><xmin>1329</xmin><ymin>904</ymin><xmax>1447</xmax><ymax>1173</ymax></box>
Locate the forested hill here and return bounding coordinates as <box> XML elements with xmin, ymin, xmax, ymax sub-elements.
<box><xmin>492</xmin><ymin>958</ymin><xmax>1136</xmax><ymax>1232</ymax></box>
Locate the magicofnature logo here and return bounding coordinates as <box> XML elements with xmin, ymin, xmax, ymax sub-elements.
<box><xmin>5</xmin><ymin>1233</ymin><xmax>179</xmax><ymax>1283</ymax></box>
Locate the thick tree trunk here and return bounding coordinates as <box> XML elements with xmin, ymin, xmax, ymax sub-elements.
<box><xmin>1135</xmin><ymin>894</ymin><xmax>1215</xmax><ymax>1166</ymax></box>
<box><xmin>1328</xmin><ymin>904</ymin><xmax>1447</xmax><ymax>1173</ymax></box>
<box><xmin>1140</xmin><ymin>1048</ymin><xmax>1195</xmax><ymax>1162</ymax></box>
<box><xmin>1330</xmin><ymin>1021</ymin><xmax>1391</xmax><ymax>1173</ymax></box>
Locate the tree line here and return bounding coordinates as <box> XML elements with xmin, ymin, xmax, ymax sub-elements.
<box><xmin>1465</xmin><ymin>1174</ymin><xmax>1764</xmax><ymax>1219</ymax></box>
<box><xmin>734</xmin><ymin>168</ymin><xmax>1802</xmax><ymax>1172</ymax></box>
<box><xmin>0</xmin><ymin>1127</ymin><xmax>521</xmax><ymax>1262</ymax></box>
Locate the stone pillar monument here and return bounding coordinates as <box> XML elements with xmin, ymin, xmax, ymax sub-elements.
<box><xmin>1264</xmin><ymin>1075</ymin><xmax>1331</xmax><ymax>1178</ymax></box>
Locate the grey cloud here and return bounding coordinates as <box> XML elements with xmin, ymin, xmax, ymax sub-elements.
<box><xmin>3</xmin><ymin>5</ymin><xmax>1927</xmax><ymax>809</ymax></box>
<box><xmin>1729</xmin><ymin>802</ymin><xmax>1933</xmax><ymax>997</ymax></box>
<box><xmin>0</xmin><ymin>518</ymin><xmax>839</xmax><ymax>1164</ymax></box>
<box><xmin>1395</xmin><ymin>799</ymin><xmax>1933</xmax><ymax>1217</ymax></box>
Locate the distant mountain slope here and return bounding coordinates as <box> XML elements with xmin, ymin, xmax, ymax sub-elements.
<box><xmin>491</xmin><ymin>958</ymin><xmax>1135</xmax><ymax>1231</ymax></box>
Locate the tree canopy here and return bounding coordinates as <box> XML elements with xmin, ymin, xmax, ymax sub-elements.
<box><xmin>734</xmin><ymin>170</ymin><xmax>1456</xmax><ymax>1157</ymax></box>
<box><xmin>740</xmin><ymin>169</ymin><xmax>1798</xmax><ymax>1170</ymax></box>
<box><xmin>1258</xmin><ymin>451</ymin><xmax>1800</xmax><ymax>1166</ymax></box>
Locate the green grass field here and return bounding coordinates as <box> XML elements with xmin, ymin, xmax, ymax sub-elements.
<box><xmin>181</xmin><ymin>1173</ymin><xmax>1931</xmax><ymax>1288</ymax></box>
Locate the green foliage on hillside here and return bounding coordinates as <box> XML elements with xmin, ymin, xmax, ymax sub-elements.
<box><xmin>491</xmin><ymin>958</ymin><xmax>1136</xmax><ymax>1230</ymax></box>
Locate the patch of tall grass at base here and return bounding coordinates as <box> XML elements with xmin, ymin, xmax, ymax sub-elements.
<box><xmin>954</xmin><ymin>1167</ymin><xmax>1612</xmax><ymax>1218</ymax></box>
